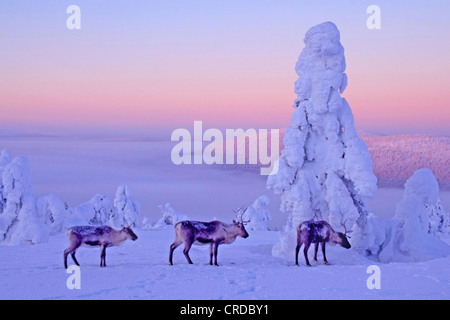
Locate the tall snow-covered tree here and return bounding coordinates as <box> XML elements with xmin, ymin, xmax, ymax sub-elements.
<box><xmin>267</xmin><ymin>22</ymin><xmax>377</xmax><ymax>258</ymax></box>
<box><xmin>0</xmin><ymin>152</ymin><xmax>49</xmax><ymax>245</ymax></box>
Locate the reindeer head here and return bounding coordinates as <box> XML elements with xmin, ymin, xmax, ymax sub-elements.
<box><xmin>122</xmin><ymin>226</ymin><xmax>138</xmax><ymax>241</ymax></box>
<box><xmin>233</xmin><ymin>207</ymin><xmax>250</xmax><ymax>238</ymax></box>
<box><xmin>337</xmin><ymin>221</ymin><xmax>352</xmax><ymax>249</ymax></box>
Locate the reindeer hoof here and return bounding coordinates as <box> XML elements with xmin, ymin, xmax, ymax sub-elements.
<box><xmin>306</xmin><ymin>263</ymin><xmax>312</xmax><ymax>267</ymax></box>
<box><xmin>323</xmin><ymin>261</ymin><xmax>329</xmax><ymax>265</ymax></box>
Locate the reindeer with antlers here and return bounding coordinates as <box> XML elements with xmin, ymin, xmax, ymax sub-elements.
<box><xmin>169</xmin><ymin>209</ymin><xmax>250</xmax><ymax>266</ymax></box>
<box><xmin>295</xmin><ymin>220</ymin><xmax>352</xmax><ymax>267</ymax></box>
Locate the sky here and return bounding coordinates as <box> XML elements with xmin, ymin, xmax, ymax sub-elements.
<box><xmin>1</xmin><ymin>0</ymin><xmax>449</xmax><ymax>136</ymax></box>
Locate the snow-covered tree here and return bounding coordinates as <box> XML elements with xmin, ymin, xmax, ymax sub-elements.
<box><xmin>427</xmin><ymin>200</ymin><xmax>449</xmax><ymax>237</ymax></box>
<box><xmin>112</xmin><ymin>185</ymin><xmax>141</xmax><ymax>228</ymax></box>
<box><xmin>36</xmin><ymin>193</ymin><xmax>67</xmax><ymax>234</ymax></box>
<box><xmin>65</xmin><ymin>186</ymin><xmax>142</xmax><ymax>229</ymax></box>
<box><xmin>267</xmin><ymin>22</ymin><xmax>377</xmax><ymax>258</ymax></box>
<box><xmin>67</xmin><ymin>193</ymin><xmax>116</xmax><ymax>227</ymax></box>
<box><xmin>0</xmin><ymin>149</ymin><xmax>11</xmax><ymax>167</ymax></box>
<box><xmin>393</xmin><ymin>169</ymin><xmax>449</xmax><ymax>257</ymax></box>
<box><xmin>0</xmin><ymin>153</ymin><xmax>49</xmax><ymax>245</ymax></box>
<box><xmin>148</xmin><ymin>203</ymin><xmax>189</xmax><ymax>229</ymax></box>
<box><xmin>374</xmin><ymin>168</ymin><xmax>450</xmax><ymax>262</ymax></box>
<box><xmin>0</xmin><ymin>149</ymin><xmax>12</xmax><ymax>214</ymax></box>
<box><xmin>396</xmin><ymin>168</ymin><xmax>449</xmax><ymax>237</ymax></box>
<box><xmin>238</xmin><ymin>195</ymin><xmax>272</xmax><ymax>231</ymax></box>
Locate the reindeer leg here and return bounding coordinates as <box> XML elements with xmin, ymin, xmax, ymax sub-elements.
<box><xmin>64</xmin><ymin>240</ymin><xmax>81</xmax><ymax>269</ymax></box>
<box><xmin>303</xmin><ymin>243</ymin><xmax>311</xmax><ymax>267</ymax></box>
<box><xmin>71</xmin><ymin>251</ymin><xmax>80</xmax><ymax>267</ymax></box>
<box><xmin>169</xmin><ymin>240</ymin><xmax>182</xmax><ymax>265</ymax></box>
<box><xmin>209</xmin><ymin>243</ymin><xmax>214</xmax><ymax>265</ymax></box>
<box><xmin>213</xmin><ymin>242</ymin><xmax>219</xmax><ymax>266</ymax></box>
<box><xmin>313</xmin><ymin>242</ymin><xmax>319</xmax><ymax>262</ymax></box>
<box><xmin>100</xmin><ymin>245</ymin><xmax>107</xmax><ymax>267</ymax></box>
<box><xmin>295</xmin><ymin>244</ymin><xmax>301</xmax><ymax>266</ymax></box>
<box><xmin>321</xmin><ymin>242</ymin><xmax>329</xmax><ymax>265</ymax></box>
<box><xmin>295</xmin><ymin>235</ymin><xmax>303</xmax><ymax>266</ymax></box>
<box><xmin>63</xmin><ymin>249</ymin><xmax>70</xmax><ymax>269</ymax></box>
<box><xmin>183</xmin><ymin>242</ymin><xmax>194</xmax><ymax>264</ymax></box>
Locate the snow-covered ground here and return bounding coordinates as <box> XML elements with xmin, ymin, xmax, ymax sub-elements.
<box><xmin>1</xmin><ymin>229</ymin><xmax>448</xmax><ymax>300</ymax></box>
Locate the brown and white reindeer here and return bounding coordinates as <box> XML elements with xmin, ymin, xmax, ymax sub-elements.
<box><xmin>295</xmin><ymin>220</ymin><xmax>351</xmax><ymax>266</ymax></box>
<box><xmin>63</xmin><ymin>225</ymin><xmax>138</xmax><ymax>268</ymax></box>
<box><xmin>169</xmin><ymin>210</ymin><xmax>250</xmax><ymax>266</ymax></box>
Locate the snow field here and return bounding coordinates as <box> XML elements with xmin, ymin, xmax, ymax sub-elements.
<box><xmin>0</xmin><ymin>229</ymin><xmax>448</xmax><ymax>300</ymax></box>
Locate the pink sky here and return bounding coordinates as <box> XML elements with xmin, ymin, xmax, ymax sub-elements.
<box><xmin>1</xmin><ymin>1</ymin><xmax>449</xmax><ymax>135</ymax></box>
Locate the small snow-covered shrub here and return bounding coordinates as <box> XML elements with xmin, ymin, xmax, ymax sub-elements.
<box><xmin>238</xmin><ymin>195</ymin><xmax>272</xmax><ymax>230</ymax></box>
<box><xmin>66</xmin><ymin>194</ymin><xmax>116</xmax><ymax>227</ymax></box>
<box><xmin>112</xmin><ymin>185</ymin><xmax>141</xmax><ymax>228</ymax></box>
<box><xmin>36</xmin><ymin>193</ymin><xmax>67</xmax><ymax>234</ymax></box>
<box><xmin>144</xmin><ymin>203</ymin><xmax>189</xmax><ymax>230</ymax></box>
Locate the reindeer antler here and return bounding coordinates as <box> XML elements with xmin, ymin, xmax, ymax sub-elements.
<box><xmin>340</xmin><ymin>220</ymin><xmax>353</xmax><ymax>238</ymax></box>
<box><xmin>233</xmin><ymin>206</ymin><xmax>250</xmax><ymax>225</ymax></box>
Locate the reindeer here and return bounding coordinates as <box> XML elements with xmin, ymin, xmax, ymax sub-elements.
<box><xmin>295</xmin><ymin>220</ymin><xmax>351</xmax><ymax>266</ymax></box>
<box><xmin>64</xmin><ymin>225</ymin><xmax>138</xmax><ymax>268</ymax></box>
<box><xmin>169</xmin><ymin>212</ymin><xmax>249</xmax><ymax>266</ymax></box>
